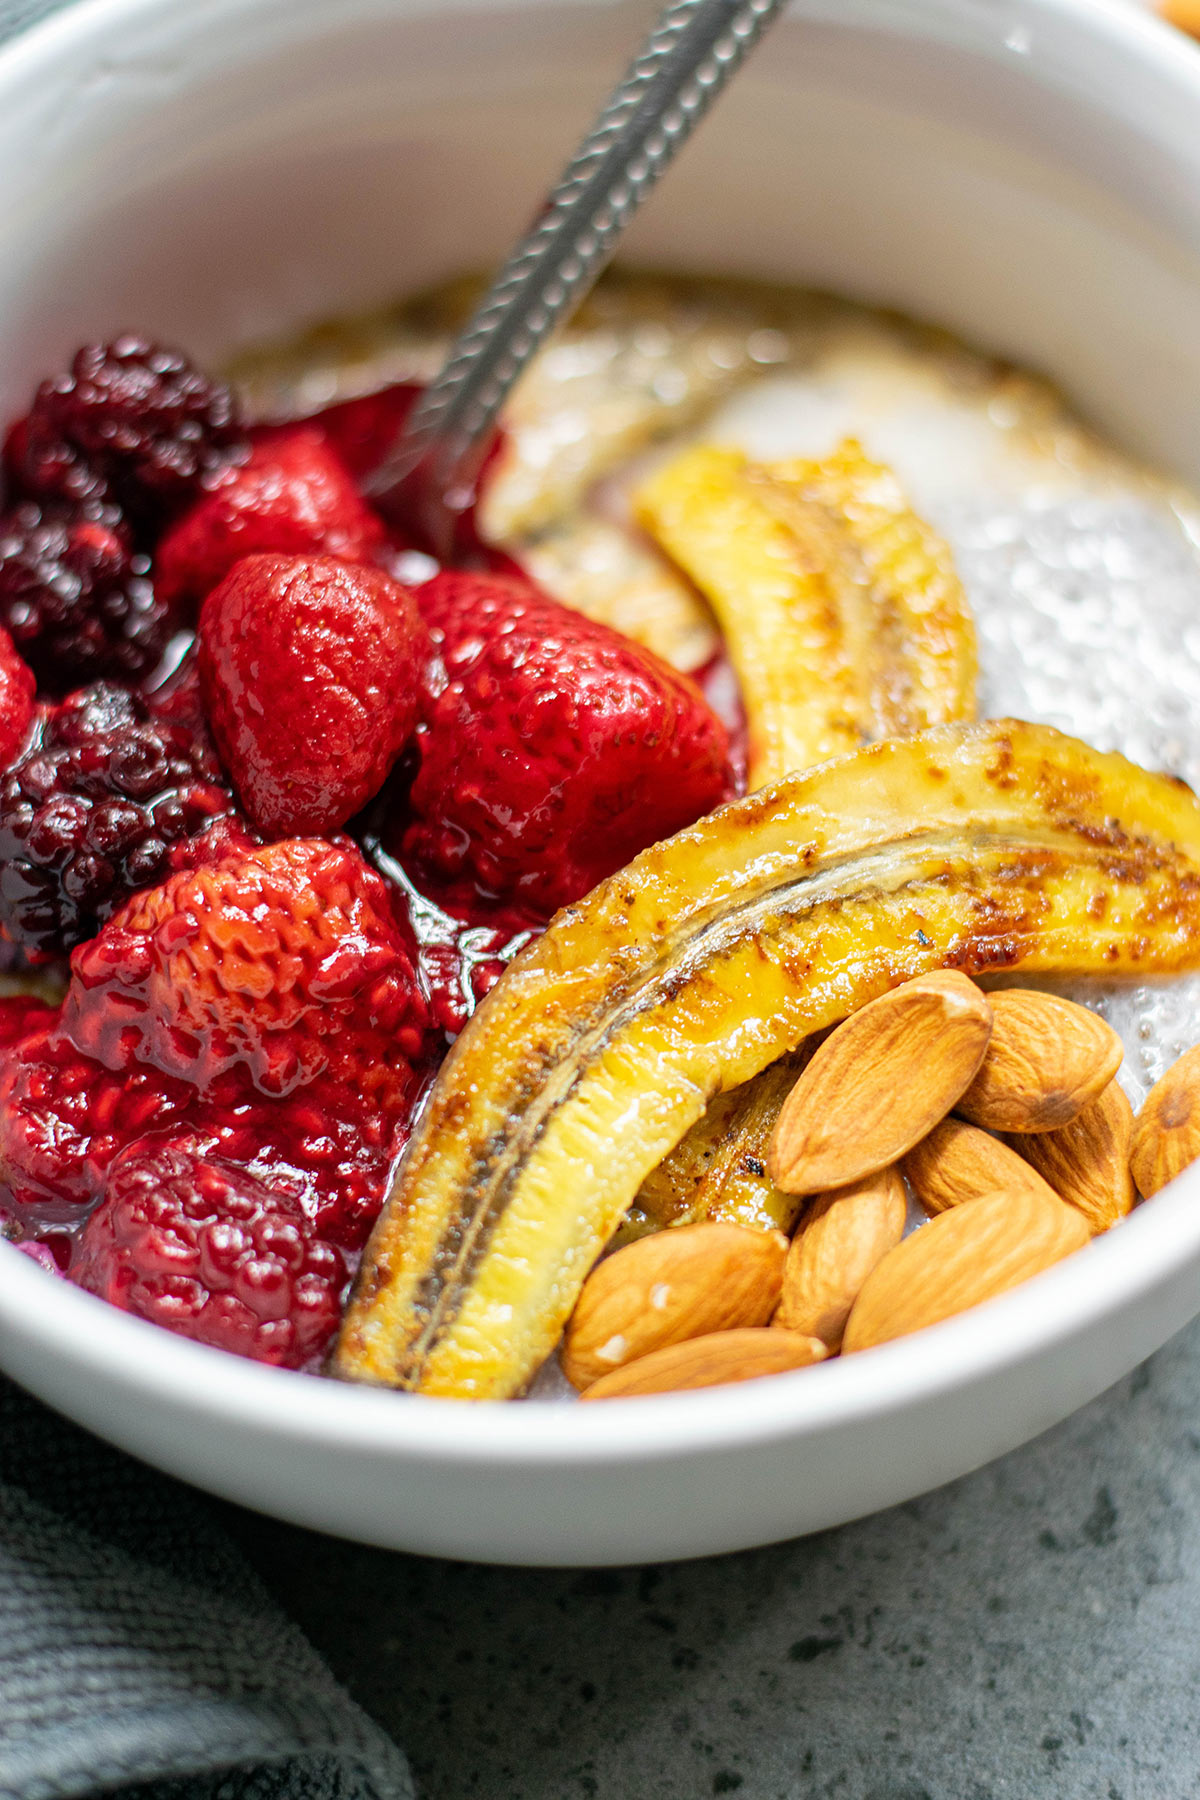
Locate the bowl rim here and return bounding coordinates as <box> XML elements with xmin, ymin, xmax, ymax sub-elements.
<box><xmin>3</xmin><ymin>0</ymin><xmax>1200</xmax><ymax>1474</ymax></box>
<box><xmin>5</xmin><ymin>1161</ymin><xmax>1200</xmax><ymax>1465</ymax></box>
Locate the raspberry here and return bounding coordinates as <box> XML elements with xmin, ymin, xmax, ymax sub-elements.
<box><xmin>199</xmin><ymin>553</ymin><xmax>424</xmax><ymax>837</ymax></box>
<box><xmin>72</xmin><ymin>1136</ymin><xmax>349</xmax><ymax>1368</ymax></box>
<box><xmin>0</xmin><ymin>1007</ymin><xmax>405</xmax><ymax>1250</ymax></box>
<box><xmin>0</xmin><ymin>501</ymin><xmax>172</xmax><ymax>689</ymax></box>
<box><xmin>0</xmin><ymin>1021</ymin><xmax>194</xmax><ymax>1209</ymax></box>
<box><xmin>62</xmin><ymin>837</ymin><xmax>432</xmax><ymax>1108</ymax></box>
<box><xmin>7</xmin><ymin>337</ymin><xmax>247</xmax><ymax>533</ymax></box>
<box><xmin>190</xmin><ymin>1081</ymin><xmax>406</xmax><ymax>1251</ymax></box>
<box><xmin>0</xmin><ymin>625</ymin><xmax>35</xmax><ymax>767</ymax></box>
<box><xmin>401</xmin><ymin>571</ymin><xmax>735</xmax><ymax>917</ymax></box>
<box><xmin>0</xmin><ymin>681</ymin><xmax>237</xmax><ymax>956</ymax></box>
<box><xmin>155</xmin><ymin>427</ymin><xmax>384</xmax><ymax>609</ymax></box>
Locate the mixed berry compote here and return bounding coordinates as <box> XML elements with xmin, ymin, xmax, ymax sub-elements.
<box><xmin>0</xmin><ymin>338</ymin><xmax>736</xmax><ymax>1370</ymax></box>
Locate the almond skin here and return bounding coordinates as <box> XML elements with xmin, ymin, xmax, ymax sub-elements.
<box><xmin>562</xmin><ymin>1222</ymin><xmax>788</xmax><ymax>1391</ymax></box>
<box><xmin>842</xmin><ymin>1187</ymin><xmax>1090</xmax><ymax>1353</ymax></box>
<box><xmin>1130</xmin><ymin>1045</ymin><xmax>1200</xmax><ymax>1198</ymax></box>
<box><xmin>903</xmin><ymin>1117</ymin><xmax>1058</xmax><ymax>1216</ymax></box>
<box><xmin>774</xmin><ymin>1166</ymin><xmax>907</xmax><ymax>1348</ymax></box>
<box><xmin>955</xmin><ymin>990</ymin><xmax>1122</xmax><ymax>1133</ymax></box>
<box><xmin>1010</xmin><ymin>1079</ymin><xmax>1136</xmax><ymax>1233</ymax></box>
<box><xmin>766</xmin><ymin>971</ymin><xmax>992</xmax><ymax>1195</ymax></box>
<box><xmin>580</xmin><ymin>1328</ymin><xmax>826</xmax><ymax>1399</ymax></box>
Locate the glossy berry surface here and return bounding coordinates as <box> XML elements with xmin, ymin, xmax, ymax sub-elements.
<box><xmin>62</xmin><ymin>836</ymin><xmax>432</xmax><ymax>1106</ymax></box>
<box><xmin>402</xmin><ymin>571</ymin><xmax>735</xmax><ymax>917</ymax></box>
<box><xmin>72</xmin><ymin>1136</ymin><xmax>349</xmax><ymax>1368</ymax></box>
<box><xmin>0</xmin><ymin>501</ymin><xmax>171</xmax><ymax>689</ymax></box>
<box><xmin>199</xmin><ymin>553</ymin><xmax>423</xmax><ymax>837</ymax></box>
<box><xmin>6</xmin><ymin>337</ymin><xmax>246</xmax><ymax>530</ymax></box>
<box><xmin>0</xmin><ymin>681</ymin><xmax>235</xmax><ymax>956</ymax></box>
<box><xmin>302</xmin><ymin>384</ymin><xmax>420</xmax><ymax>485</ymax></box>
<box><xmin>0</xmin><ymin>1020</ymin><xmax>195</xmax><ymax>1209</ymax></box>
<box><xmin>0</xmin><ymin>625</ymin><xmax>35</xmax><ymax>767</ymax></box>
<box><xmin>155</xmin><ymin>426</ymin><xmax>384</xmax><ymax>608</ymax></box>
<box><xmin>0</xmin><ymin>991</ymin><xmax>58</xmax><ymax>1051</ymax></box>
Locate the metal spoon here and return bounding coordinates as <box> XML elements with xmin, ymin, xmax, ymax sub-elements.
<box><xmin>366</xmin><ymin>0</ymin><xmax>787</xmax><ymax>548</ymax></box>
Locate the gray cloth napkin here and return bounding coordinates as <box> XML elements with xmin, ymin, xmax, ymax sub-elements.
<box><xmin>0</xmin><ymin>3</ymin><xmax>412</xmax><ymax>1796</ymax></box>
<box><xmin>0</xmin><ymin>1376</ymin><xmax>415</xmax><ymax>1800</ymax></box>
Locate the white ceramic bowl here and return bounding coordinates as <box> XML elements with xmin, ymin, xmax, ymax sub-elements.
<box><xmin>2</xmin><ymin>0</ymin><xmax>1200</xmax><ymax>1566</ymax></box>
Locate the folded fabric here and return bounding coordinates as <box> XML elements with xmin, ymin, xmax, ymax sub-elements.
<box><xmin>0</xmin><ymin>0</ymin><xmax>408</xmax><ymax>1791</ymax></box>
<box><xmin>0</xmin><ymin>1374</ymin><xmax>414</xmax><ymax>1800</ymax></box>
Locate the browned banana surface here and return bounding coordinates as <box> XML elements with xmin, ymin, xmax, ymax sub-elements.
<box><xmin>334</xmin><ymin>721</ymin><xmax>1200</xmax><ymax>1399</ymax></box>
<box><xmin>634</xmin><ymin>440</ymin><xmax>977</xmax><ymax>787</ymax></box>
<box><xmin>636</xmin><ymin>1054</ymin><xmax>807</xmax><ymax>1235</ymax></box>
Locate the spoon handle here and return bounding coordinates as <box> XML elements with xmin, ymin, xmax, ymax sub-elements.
<box><xmin>369</xmin><ymin>0</ymin><xmax>786</xmax><ymax>512</ymax></box>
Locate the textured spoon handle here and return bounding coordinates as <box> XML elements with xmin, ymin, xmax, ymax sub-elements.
<box><xmin>369</xmin><ymin>0</ymin><xmax>787</xmax><ymax>508</ymax></box>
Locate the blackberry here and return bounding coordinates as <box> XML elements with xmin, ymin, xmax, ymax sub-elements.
<box><xmin>6</xmin><ymin>337</ymin><xmax>248</xmax><ymax>534</ymax></box>
<box><xmin>0</xmin><ymin>501</ymin><xmax>172</xmax><ymax>690</ymax></box>
<box><xmin>0</xmin><ymin>680</ymin><xmax>236</xmax><ymax>955</ymax></box>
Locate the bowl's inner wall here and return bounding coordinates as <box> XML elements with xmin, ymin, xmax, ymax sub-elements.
<box><xmin>0</xmin><ymin>0</ymin><xmax>1198</xmax><ymax>474</ymax></box>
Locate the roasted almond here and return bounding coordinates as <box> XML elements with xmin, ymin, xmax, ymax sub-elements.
<box><xmin>842</xmin><ymin>1187</ymin><xmax>1090</xmax><ymax>1353</ymax></box>
<box><xmin>902</xmin><ymin>1116</ymin><xmax>1058</xmax><ymax>1216</ymax></box>
<box><xmin>1010</xmin><ymin>1079</ymin><xmax>1135</xmax><ymax>1233</ymax></box>
<box><xmin>955</xmin><ymin>989</ymin><xmax>1122</xmax><ymax>1133</ymax></box>
<box><xmin>766</xmin><ymin>971</ymin><xmax>992</xmax><ymax>1194</ymax></box>
<box><xmin>562</xmin><ymin>1222</ymin><xmax>788</xmax><ymax>1391</ymax></box>
<box><xmin>580</xmin><ymin>1327</ymin><xmax>826</xmax><ymax>1399</ymax></box>
<box><xmin>774</xmin><ymin>1166</ymin><xmax>907</xmax><ymax>1348</ymax></box>
<box><xmin>1130</xmin><ymin>1045</ymin><xmax>1200</xmax><ymax>1198</ymax></box>
<box><xmin>1161</xmin><ymin>0</ymin><xmax>1200</xmax><ymax>42</ymax></box>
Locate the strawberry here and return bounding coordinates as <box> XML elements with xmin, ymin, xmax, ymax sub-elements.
<box><xmin>62</xmin><ymin>836</ymin><xmax>432</xmax><ymax>1105</ymax></box>
<box><xmin>72</xmin><ymin>1135</ymin><xmax>350</xmax><ymax>1368</ymax></box>
<box><xmin>0</xmin><ymin>625</ymin><xmax>35</xmax><ymax>768</ymax></box>
<box><xmin>400</xmin><ymin>571</ymin><xmax>735</xmax><ymax>917</ymax></box>
<box><xmin>198</xmin><ymin>553</ymin><xmax>425</xmax><ymax>837</ymax></box>
<box><xmin>1</xmin><ymin>840</ymin><xmax>431</xmax><ymax>1247</ymax></box>
<box><xmin>300</xmin><ymin>384</ymin><xmax>420</xmax><ymax>486</ymax></box>
<box><xmin>155</xmin><ymin>426</ymin><xmax>384</xmax><ymax>608</ymax></box>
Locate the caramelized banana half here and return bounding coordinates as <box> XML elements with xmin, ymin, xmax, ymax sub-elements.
<box><xmin>334</xmin><ymin>722</ymin><xmax>1200</xmax><ymax>1399</ymax></box>
<box><xmin>634</xmin><ymin>439</ymin><xmax>977</xmax><ymax>787</ymax></box>
<box><xmin>636</xmin><ymin>1054</ymin><xmax>806</xmax><ymax>1236</ymax></box>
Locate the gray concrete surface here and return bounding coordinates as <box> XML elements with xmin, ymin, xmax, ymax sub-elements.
<box><xmin>233</xmin><ymin>1316</ymin><xmax>1200</xmax><ymax>1799</ymax></box>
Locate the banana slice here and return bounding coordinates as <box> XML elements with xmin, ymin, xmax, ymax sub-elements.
<box><xmin>334</xmin><ymin>721</ymin><xmax>1200</xmax><ymax>1399</ymax></box>
<box><xmin>634</xmin><ymin>439</ymin><xmax>977</xmax><ymax>787</ymax></box>
<box><xmin>515</xmin><ymin>516</ymin><xmax>719</xmax><ymax>674</ymax></box>
<box><xmin>636</xmin><ymin>1054</ymin><xmax>806</xmax><ymax>1235</ymax></box>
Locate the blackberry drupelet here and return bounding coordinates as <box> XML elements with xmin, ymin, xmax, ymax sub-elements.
<box><xmin>5</xmin><ymin>337</ymin><xmax>248</xmax><ymax>532</ymax></box>
<box><xmin>0</xmin><ymin>680</ymin><xmax>235</xmax><ymax>955</ymax></box>
<box><xmin>0</xmin><ymin>501</ymin><xmax>172</xmax><ymax>689</ymax></box>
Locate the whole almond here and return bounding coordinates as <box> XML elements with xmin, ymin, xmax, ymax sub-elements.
<box><xmin>562</xmin><ymin>1222</ymin><xmax>788</xmax><ymax>1391</ymax></box>
<box><xmin>955</xmin><ymin>990</ymin><xmax>1122</xmax><ymax>1133</ymax></box>
<box><xmin>1130</xmin><ymin>1044</ymin><xmax>1200</xmax><ymax>1198</ymax></box>
<box><xmin>903</xmin><ymin>1117</ymin><xmax>1058</xmax><ymax>1216</ymax></box>
<box><xmin>1162</xmin><ymin>0</ymin><xmax>1200</xmax><ymax>42</ymax></box>
<box><xmin>580</xmin><ymin>1328</ymin><xmax>826</xmax><ymax>1399</ymax></box>
<box><xmin>766</xmin><ymin>971</ymin><xmax>992</xmax><ymax>1194</ymax></box>
<box><xmin>1010</xmin><ymin>1079</ymin><xmax>1135</xmax><ymax>1233</ymax></box>
<box><xmin>842</xmin><ymin>1187</ymin><xmax>1090</xmax><ymax>1353</ymax></box>
<box><xmin>774</xmin><ymin>1166</ymin><xmax>907</xmax><ymax>1348</ymax></box>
